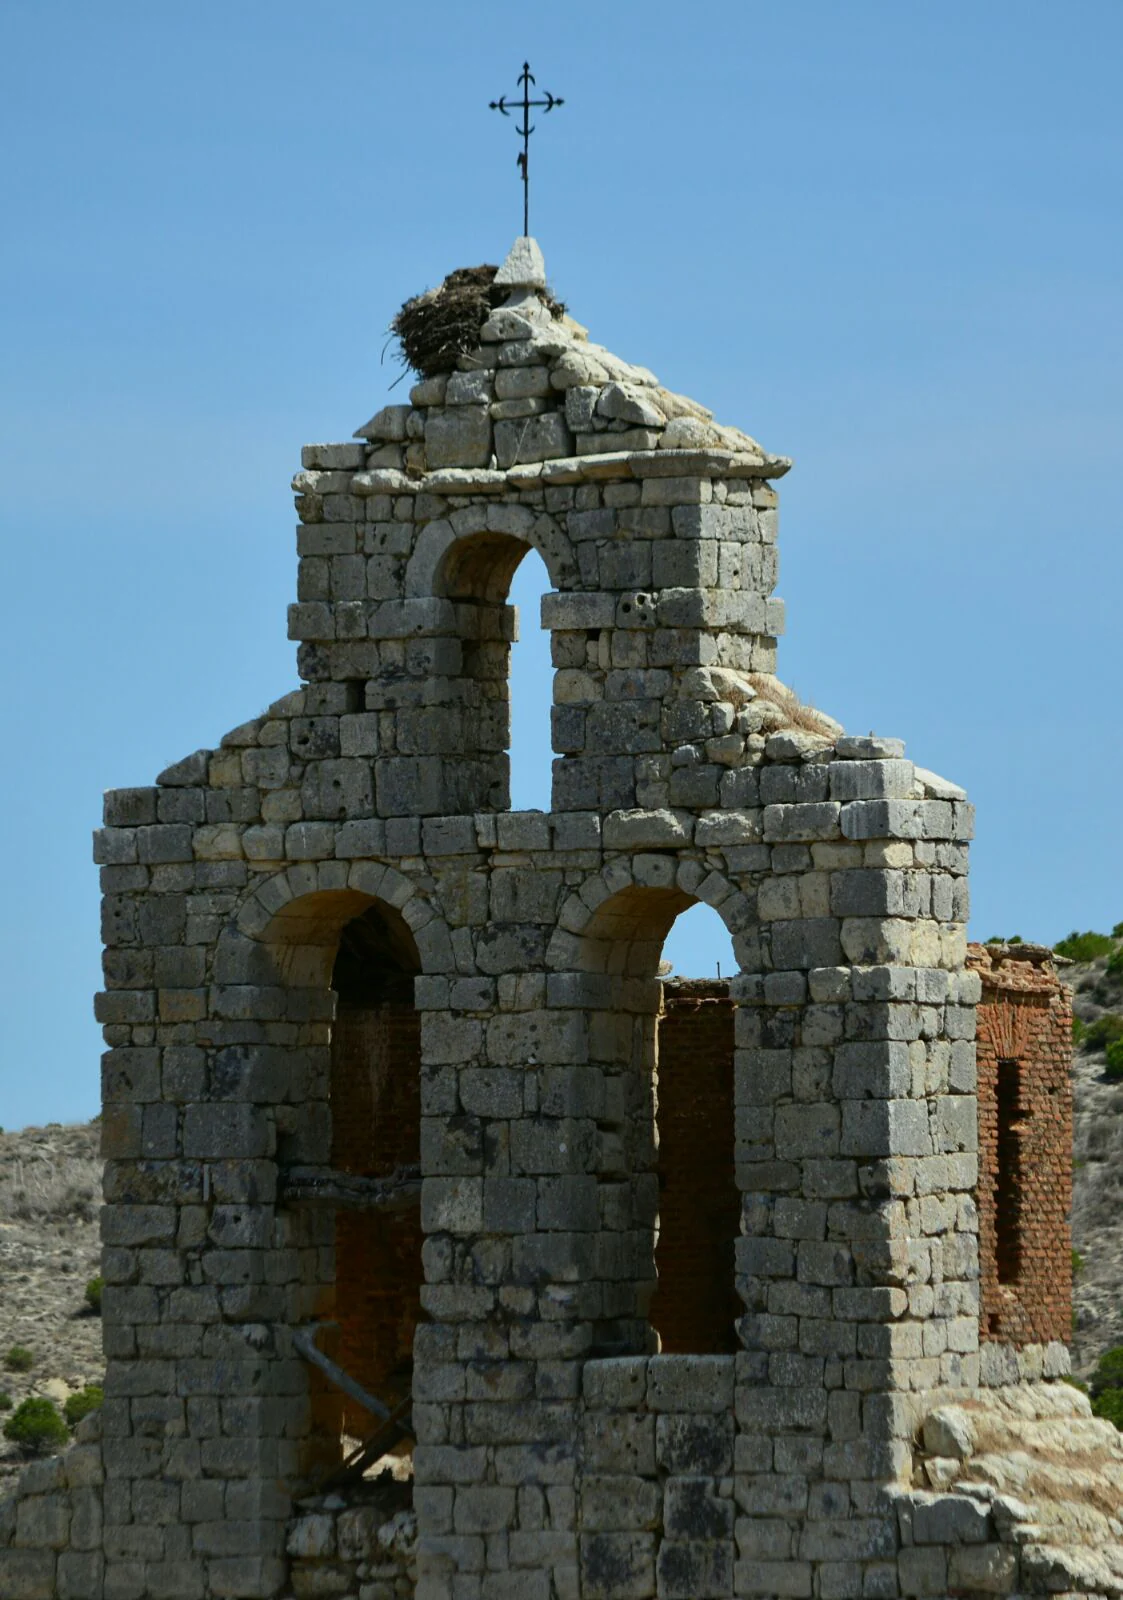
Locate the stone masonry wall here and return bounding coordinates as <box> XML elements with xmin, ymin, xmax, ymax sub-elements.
<box><xmin>580</xmin><ymin>1356</ymin><xmax>735</xmax><ymax>1600</ymax></box>
<box><xmin>5</xmin><ymin>236</ymin><xmax>1104</xmax><ymax>1600</ymax></box>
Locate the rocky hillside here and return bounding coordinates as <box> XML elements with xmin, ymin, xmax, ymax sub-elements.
<box><xmin>0</xmin><ymin>1121</ymin><xmax>103</xmax><ymax>1489</ymax></box>
<box><xmin>1067</xmin><ymin>933</ymin><xmax>1123</xmax><ymax>1375</ymax></box>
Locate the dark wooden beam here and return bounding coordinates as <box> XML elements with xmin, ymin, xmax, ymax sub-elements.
<box><xmin>278</xmin><ymin>1164</ymin><xmax>421</xmax><ymax>1211</ymax></box>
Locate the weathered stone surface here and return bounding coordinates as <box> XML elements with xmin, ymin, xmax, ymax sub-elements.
<box><xmin>425</xmin><ymin>407</ymin><xmax>492</xmax><ymax>469</ymax></box>
<box><xmin>494</xmin><ymin>236</ymin><xmax>547</xmax><ymax>289</ymax></box>
<box><xmin>59</xmin><ymin>229</ymin><xmax>1097</xmax><ymax>1600</ymax></box>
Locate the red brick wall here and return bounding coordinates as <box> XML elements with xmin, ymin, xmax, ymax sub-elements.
<box><xmin>649</xmin><ymin>982</ymin><xmax>740</xmax><ymax>1355</ymax></box>
<box><xmin>971</xmin><ymin>943</ymin><xmax>1073</xmax><ymax>1348</ymax></box>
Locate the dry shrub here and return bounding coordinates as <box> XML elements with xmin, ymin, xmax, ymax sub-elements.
<box><xmin>747</xmin><ymin>674</ymin><xmax>839</xmax><ymax>737</ymax></box>
<box><xmin>0</xmin><ymin>1153</ymin><xmax>101</xmax><ymax>1223</ymax></box>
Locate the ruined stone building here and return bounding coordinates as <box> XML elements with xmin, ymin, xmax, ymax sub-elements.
<box><xmin>2</xmin><ymin>236</ymin><xmax>1121</xmax><ymax>1600</ymax></box>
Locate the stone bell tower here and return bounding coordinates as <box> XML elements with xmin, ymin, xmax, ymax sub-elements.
<box><xmin>5</xmin><ymin>234</ymin><xmax>1110</xmax><ymax>1600</ymax></box>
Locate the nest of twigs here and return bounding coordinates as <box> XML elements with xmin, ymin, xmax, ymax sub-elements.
<box><xmin>390</xmin><ymin>264</ymin><xmax>566</xmax><ymax>379</ymax></box>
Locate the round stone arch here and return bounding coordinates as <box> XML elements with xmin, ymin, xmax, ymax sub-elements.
<box><xmin>405</xmin><ymin>504</ymin><xmax>578</xmax><ymax>601</ymax></box>
<box><xmin>231</xmin><ymin>857</ymin><xmax>454</xmax><ymax>983</ymax></box>
<box><xmin>546</xmin><ymin>855</ymin><xmax>758</xmax><ymax>977</ymax></box>
<box><xmin>225</xmin><ymin>858</ymin><xmax>448</xmax><ymax>1478</ymax></box>
<box><xmin>544</xmin><ymin>856</ymin><xmax>754</xmax><ymax>1355</ymax></box>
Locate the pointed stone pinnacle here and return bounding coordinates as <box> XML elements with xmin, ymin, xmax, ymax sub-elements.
<box><xmin>494</xmin><ymin>236</ymin><xmax>546</xmax><ymax>290</ymax></box>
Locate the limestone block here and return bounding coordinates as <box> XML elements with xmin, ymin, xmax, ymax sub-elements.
<box><xmin>495</xmin><ymin>412</ymin><xmax>572</xmax><ymax>468</ymax></box>
<box><xmin>769</xmin><ymin>919</ymin><xmax>844</xmax><ymax>970</ymax></box>
<box><xmin>0</xmin><ymin>1550</ymin><xmax>57</xmax><ymax>1599</ymax></box>
<box><xmin>762</xmin><ymin>803</ymin><xmax>842</xmax><ymax>843</ymax></box>
<box><xmin>946</xmin><ymin>1543</ymin><xmax>1018</xmax><ymax>1594</ymax></box>
<box><xmin>56</xmin><ymin>1551</ymin><xmax>104</xmax><ymax>1600</ymax></box>
<box><xmin>840</xmin><ymin>1099</ymin><xmax>931</xmax><ymax>1159</ymax></box>
<box><xmin>836</xmin><ymin>735</ymin><xmax>905</xmax><ymax>761</ymax></box>
<box><xmin>579</xmin><ymin>1476</ymin><xmax>660</xmax><ymax>1533</ymax></box>
<box><xmin>909</xmin><ymin>1493</ymin><xmax>990</xmax><ymax>1544</ymax></box>
<box><xmin>647</xmin><ymin>1357</ymin><xmax>734</xmax><ymax>1414</ymax></box>
<box><xmin>583</xmin><ymin>1359</ymin><xmax>648</xmax><ymax>1412</ymax></box>
<box><xmin>301</xmin><ymin>442</ymin><xmax>365</xmax><ymax>471</ymax></box>
<box><xmin>841</xmin><ymin>799</ymin><xmax>956</xmax><ymax>843</ymax></box>
<box><xmin>421</xmin><ymin>1178</ymin><xmax>483</xmax><ymax>1233</ymax></box>
<box><xmin>494</xmin><ymin>365</ymin><xmax>552</xmax><ymax>400</ymax></box>
<box><xmin>832</xmin><ymin>1041</ymin><xmax>912</xmax><ymax>1100</ymax></box>
<box><xmin>764</xmin><ymin>729</ymin><xmax>833</xmax><ymax>762</ymax></box>
<box><xmin>829</xmin><ymin>760</ymin><xmax>915</xmax><ymax>801</ymax></box>
<box><xmin>564</xmin><ymin>386</ymin><xmax>599</xmax><ymax>430</ymax></box>
<box><xmin>356</xmin><ymin>404</ymin><xmax>411</xmax><ymax>442</ymax></box>
<box><xmin>424</xmin><ymin>408</ymin><xmax>492</xmax><ymax>470</ymax></box>
<box><xmin>896</xmin><ymin>1544</ymin><xmax>947</xmax><ymax>1593</ymax></box>
<box><xmin>579</xmin><ymin>1533</ymin><xmax>655</xmax><ymax>1600</ymax></box>
<box><xmin>656</xmin><ymin>1536</ymin><xmax>732</xmax><ymax>1599</ymax></box>
<box><xmin>442</xmin><ymin>370</ymin><xmax>493</xmax><ymax>406</ymax></box>
<box><xmin>602</xmin><ymin>808</ymin><xmax>691</xmax><ymax>849</ymax></box>
<box><xmin>596</xmin><ymin>384</ymin><xmax>665</xmax><ymax>428</ymax></box>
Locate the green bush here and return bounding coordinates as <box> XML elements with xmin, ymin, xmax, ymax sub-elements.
<box><xmin>1073</xmin><ymin>1016</ymin><xmax>1087</xmax><ymax>1046</ymax></box>
<box><xmin>0</xmin><ymin>1391</ymin><xmax>11</xmax><ymax>1411</ymax></box>
<box><xmin>63</xmin><ymin>1385</ymin><xmax>103</xmax><ymax>1430</ymax></box>
<box><xmin>1106</xmin><ymin>945</ymin><xmax>1123</xmax><ymax>976</ymax></box>
<box><xmin>1054</xmin><ymin>930</ymin><xmax>1115</xmax><ymax>963</ymax></box>
<box><xmin>2</xmin><ymin>1397</ymin><xmax>68</xmax><ymax>1456</ymax></box>
<box><xmin>4</xmin><ymin>1346</ymin><xmax>34</xmax><ymax>1373</ymax></box>
<box><xmin>1092</xmin><ymin>1388</ymin><xmax>1123</xmax><ymax>1431</ymax></box>
<box><xmin>1072</xmin><ymin>1248</ymin><xmax>1085</xmax><ymax>1277</ymax></box>
<box><xmin>1089</xmin><ymin>1345</ymin><xmax>1123</xmax><ymax>1396</ymax></box>
<box><xmin>1085</xmin><ymin>1013</ymin><xmax>1123</xmax><ymax>1051</ymax></box>
<box><xmin>84</xmin><ymin>1276</ymin><xmax>103</xmax><ymax>1315</ymax></box>
<box><xmin>1105</xmin><ymin>1039</ymin><xmax>1123</xmax><ymax>1080</ymax></box>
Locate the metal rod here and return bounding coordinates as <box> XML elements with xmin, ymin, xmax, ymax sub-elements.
<box><xmin>292</xmin><ymin>1326</ymin><xmax>391</xmax><ymax>1422</ymax></box>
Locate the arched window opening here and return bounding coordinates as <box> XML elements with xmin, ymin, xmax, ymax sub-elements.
<box><xmin>575</xmin><ymin>887</ymin><xmax>742</xmax><ymax>1359</ymax></box>
<box><xmin>652</xmin><ymin>903</ymin><xmax>740</xmax><ymax>1355</ymax></box>
<box><xmin>427</xmin><ymin>530</ymin><xmax>553</xmax><ymax>813</ymax></box>
<box><xmin>328</xmin><ymin>902</ymin><xmax>423</xmax><ymax>1466</ymax></box>
<box><xmin>661</xmin><ymin>900</ymin><xmax>738</xmax><ymax>982</ymax></box>
<box><xmin>508</xmin><ymin>546</ymin><xmax>553</xmax><ymax>812</ymax></box>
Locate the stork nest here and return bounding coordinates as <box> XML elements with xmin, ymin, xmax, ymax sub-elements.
<box><xmin>390</xmin><ymin>264</ymin><xmax>565</xmax><ymax>379</ymax></box>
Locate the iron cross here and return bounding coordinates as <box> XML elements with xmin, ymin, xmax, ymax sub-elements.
<box><xmin>489</xmin><ymin>62</ymin><xmax>564</xmax><ymax>237</ymax></box>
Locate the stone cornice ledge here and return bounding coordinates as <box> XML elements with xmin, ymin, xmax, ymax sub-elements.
<box><xmin>346</xmin><ymin>447</ymin><xmax>792</xmax><ymax>500</ymax></box>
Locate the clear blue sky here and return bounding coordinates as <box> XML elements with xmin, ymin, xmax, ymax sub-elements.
<box><xmin>2</xmin><ymin>1</ymin><xmax>1120</xmax><ymax>1129</ymax></box>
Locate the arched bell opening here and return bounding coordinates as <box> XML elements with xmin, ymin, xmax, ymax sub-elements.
<box><xmin>328</xmin><ymin>903</ymin><xmax>423</xmax><ymax>1462</ymax></box>
<box><xmin>255</xmin><ymin>887</ymin><xmax>425</xmax><ymax>1484</ymax></box>
<box><xmin>572</xmin><ymin>882</ymin><xmax>744</xmax><ymax>1358</ymax></box>
<box><xmin>653</xmin><ymin>902</ymin><xmax>742</xmax><ymax>1355</ymax></box>
<box><xmin>400</xmin><ymin>520</ymin><xmax>568</xmax><ymax>814</ymax></box>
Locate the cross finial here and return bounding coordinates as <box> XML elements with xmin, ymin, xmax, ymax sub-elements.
<box><xmin>489</xmin><ymin>61</ymin><xmax>564</xmax><ymax>238</ymax></box>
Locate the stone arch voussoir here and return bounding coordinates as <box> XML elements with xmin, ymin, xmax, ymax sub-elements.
<box><xmin>546</xmin><ymin>856</ymin><xmax>757</xmax><ymax>975</ymax></box>
<box><xmin>232</xmin><ymin>859</ymin><xmax>453</xmax><ymax>976</ymax></box>
<box><xmin>405</xmin><ymin>508</ymin><xmax>577</xmax><ymax>601</ymax></box>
